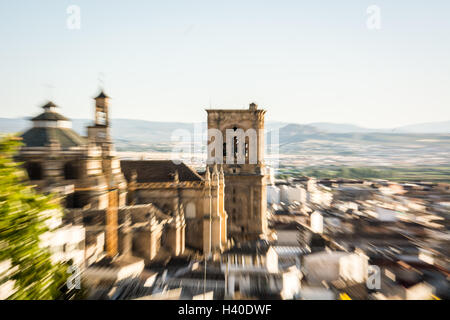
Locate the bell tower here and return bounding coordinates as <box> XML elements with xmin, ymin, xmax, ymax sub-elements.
<box><xmin>88</xmin><ymin>90</ymin><xmax>111</xmax><ymax>143</ymax></box>
<box><xmin>206</xmin><ymin>102</ymin><xmax>269</xmax><ymax>243</ymax></box>
<box><xmin>87</xmin><ymin>89</ymin><xmax>128</xmax><ymax>207</ymax></box>
<box><xmin>94</xmin><ymin>91</ymin><xmax>109</xmax><ymax>127</ymax></box>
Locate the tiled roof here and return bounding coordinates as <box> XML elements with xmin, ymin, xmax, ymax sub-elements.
<box><xmin>20</xmin><ymin>127</ymin><xmax>86</xmax><ymax>148</ymax></box>
<box><xmin>31</xmin><ymin>101</ymin><xmax>69</xmax><ymax>121</ymax></box>
<box><xmin>31</xmin><ymin>111</ymin><xmax>69</xmax><ymax>121</ymax></box>
<box><xmin>120</xmin><ymin>160</ymin><xmax>203</xmax><ymax>183</ymax></box>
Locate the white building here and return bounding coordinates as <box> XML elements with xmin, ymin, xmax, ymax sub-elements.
<box><xmin>267</xmin><ymin>185</ymin><xmax>281</xmax><ymax>204</ymax></box>
<box><xmin>39</xmin><ymin>209</ymin><xmax>86</xmax><ymax>268</ymax></box>
<box><xmin>280</xmin><ymin>185</ymin><xmax>307</xmax><ymax>204</ymax></box>
<box><xmin>302</xmin><ymin>251</ymin><xmax>369</xmax><ymax>285</ymax></box>
<box><xmin>220</xmin><ymin>240</ymin><xmax>302</xmax><ymax>299</ymax></box>
<box><xmin>40</xmin><ymin>225</ymin><xmax>86</xmax><ymax>267</ymax></box>
<box><xmin>310</xmin><ymin>211</ymin><xmax>324</xmax><ymax>234</ymax></box>
<box><xmin>308</xmin><ymin>187</ymin><xmax>333</xmax><ymax>207</ymax></box>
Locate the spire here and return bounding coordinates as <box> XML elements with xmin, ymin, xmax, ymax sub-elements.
<box><xmin>219</xmin><ymin>164</ymin><xmax>225</xmax><ymax>182</ymax></box>
<box><xmin>212</xmin><ymin>163</ymin><xmax>219</xmax><ymax>179</ymax></box>
<box><xmin>211</xmin><ymin>163</ymin><xmax>219</xmax><ymax>187</ymax></box>
<box><xmin>205</xmin><ymin>166</ymin><xmax>211</xmax><ymax>181</ymax></box>
<box><xmin>93</xmin><ymin>88</ymin><xmax>110</xmax><ymax>127</ymax></box>
<box><xmin>173</xmin><ymin>170</ymin><xmax>180</xmax><ymax>184</ymax></box>
<box><xmin>95</xmin><ymin>90</ymin><xmax>109</xmax><ymax>99</ymax></box>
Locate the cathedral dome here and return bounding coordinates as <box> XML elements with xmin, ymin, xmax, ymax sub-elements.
<box><xmin>20</xmin><ymin>101</ymin><xmax>86</xmax><ymax>148</ymax></box>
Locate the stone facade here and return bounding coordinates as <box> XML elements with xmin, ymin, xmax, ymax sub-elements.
<box><xmin>206</xmin><ymin>103</ymin><xmax>269</xmax><ymax>242</ymax></box>
<box><xmin>17</xmin><ymin>97</ymin><xmax>127</xmax><ymax>211</ymax></box>
<box><xmin>18</xmin><ymin>89</ymin><xmax>231</xmax><ymax>267</ymax></box>
<box><xmin>122</xmin><ymin>161</ymin><xmax>227</xmax><ymax>254</ymax></box>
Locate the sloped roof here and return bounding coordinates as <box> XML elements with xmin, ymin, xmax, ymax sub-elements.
<box><xmin>20</xmin><ymin>127</ymin><xmax>86</xmax><ymax>148</ymax></box>
<box><xmin>120</xmin><ymin>160</ymin><xmax>203</xmax><ymax>183</ymax></box>
<box><xmin>95</xmin><ymin>91</ymin><xmax>109</xmax><ymax>99</ymax></box>
<box><xmin>31</xmin><ymin>101</ymin><xmax>69</xmax><ymax>121</ymax></box>
<box><xmin>31</xmin><ymin>111</ymin><xmax>69</xmax><ymax>121</ymax></box>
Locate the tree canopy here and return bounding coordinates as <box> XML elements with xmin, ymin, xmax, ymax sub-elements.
<box><xmin>0</xmin><ymin>135</ymin><xmax>68</xmax><ymax>299</ymax></box>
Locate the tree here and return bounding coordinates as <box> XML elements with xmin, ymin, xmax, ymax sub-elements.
<box><xmin>0</xmin><ymin>136</ymin><xmax>68</xmax><ymax>299</ymax></box>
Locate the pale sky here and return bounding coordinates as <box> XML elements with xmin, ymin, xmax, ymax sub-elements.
<box><xmin>0</xmin><ymin>0</ymin><xmax>449</xmax><ymax>128</ymax></box>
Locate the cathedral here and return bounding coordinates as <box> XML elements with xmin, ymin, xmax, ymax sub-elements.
<box><xmin>17</xmin><ymin>89</ymin><xmax>268</xmax><ymax>265</ymax></box>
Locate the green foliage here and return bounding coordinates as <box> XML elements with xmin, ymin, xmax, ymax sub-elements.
<box><xmin>0</xmin><ymin>135</ymin><xmax>68</xmax><ymax>299</ymax></box>
<box><xmin>279</xmin><ymin>165</ymin><xmax>450</xmax><ymax>182</ymax></box>
<box><xmin>300</xmin><ymin>166</ymin><xmax>394</xmax><ymax>180</ymax></box>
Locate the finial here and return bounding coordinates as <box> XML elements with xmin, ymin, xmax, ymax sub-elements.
<box><xmin>249</xmin><ymin>102</ymin><xmax>258</xmax><ymax>110</ymax></box>
<box><xmin>205</xmin><ymin>166</ymin><xmax>211</xmax><ymax>181</ymax></box>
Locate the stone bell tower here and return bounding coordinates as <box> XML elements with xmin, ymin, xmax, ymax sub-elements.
<box><xmin>87</xmin><ymin>90</ymin><xmax>127</xmax><ymax>207</ymax></box>
<box><xmin>88</xmin><ymin>90</ymin><xmax>111</xmax><ymax>143</ymax></box>
<box><xmin>206</xmin><ymin>102</ymin><xmax>268</xmax><ymax>243</ymax></box>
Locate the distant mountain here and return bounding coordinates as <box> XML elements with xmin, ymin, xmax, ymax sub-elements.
<box><xmin>307</xmin><ymin>122</ymin><xmax>383</xmax><ymax>133</ymax></box>
<box><xmin>393</xmin><ymin>120</ymin><xmax>450</xmax><ymax>134</ymax></box>
<box><xmin>0</xmin><ymin>118</ymin><xmax>200</xmax><ymax>143</ymax></box>
<box><xmin>1</xmin><ymin>117</ymin><xmax>449</xmax><ymax>148</ymax></box>
<box><xmin>109</xmin><ymin>119</ymin><xmax>197</xmax><ymax>142</ymax></box>
<box><xmin>0</xmin><ymin>118</ymin><xmax>29</xmax><ymax>134</ymax></box>
<box><xmin>308</xmin><ymin>121</ymin><xmax>450</xmax><ymax>134</ymax></box>
<box><xmin>278</xmin><ymin>123</ymin><xmax>324</xmax><ymax>144</ymax></box>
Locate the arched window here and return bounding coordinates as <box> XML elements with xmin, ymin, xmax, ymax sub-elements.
<box><xmin>233</xmin><ymin>126</ymin><xmax>239</xmax><ymax>158</ymax></box>
<box><xmin>245</xmin><ymin>137</ymin><xmax>249</xmax><ymax>158</ymax></box>
<box><xmin>26</xmin><ymin>162</ymin><xmax>43</xmax><ymax>180</ymax></box>
<box><xmin>64</xmin><ymin>161</ymin><xmax>79</xmax><ymax>180</ymax></box>
<box><xmin>185</xmin><ymin>202</ymin><xmax>196</xmax><ymax>219</ymax></box>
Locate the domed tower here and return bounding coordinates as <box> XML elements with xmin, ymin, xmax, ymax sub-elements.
<box><xmin>18</xmin><ymin>101</ymin><xmax>110</xmax><ymax>209</ymax></box>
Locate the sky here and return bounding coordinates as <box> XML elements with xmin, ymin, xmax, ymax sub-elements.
<box><xmin>0</xmin><ymin>0</ymin><xmax>449</xmax><ymax>128</ymax></box>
